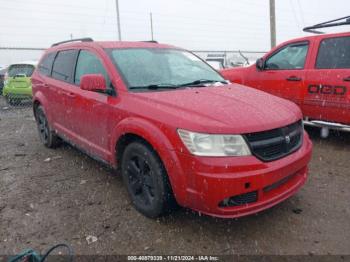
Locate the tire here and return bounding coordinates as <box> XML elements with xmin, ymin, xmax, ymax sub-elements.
<box><xmin>121</xmin><ymin>141</ymin><xmax>176</xmax><ymax>218</ymax></box>
<box><xmin>35</xmin><ymin>106</ymin><xmax>60</xmax><ymax>148</ymax></box>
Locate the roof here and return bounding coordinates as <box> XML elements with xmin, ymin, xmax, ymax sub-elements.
<box><xmin>49</xmin><ymin>40</ymin><xmax>178</xmax><ymax>52</ymax></box>
<box><xmin>48</xmin><ymin>41</ymin><xmax>177</xmax><ymax>51</ymax></box>
<box><xmin>281</xmin><ymin>31</ymin><xmax>350</xmax><ymax>43</ymax></box>
<box><xmin>263</xmin><ymin>31</ymin><xmax>350</xmax><ymax>57</ymax></box>
<box><xmin>9</xmin><ymin>60</ymin><xmax>38</xmax><ymax>66</ymax></box>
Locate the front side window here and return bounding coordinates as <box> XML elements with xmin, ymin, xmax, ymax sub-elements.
<box><xmin>265</xmin><ymin>42</ymin><xmax>309</xmax><ymax>70</ymax></box>
<box><xmin>107</xmin><ymin>48</ymin><xmax>224</xmax><ymax>90</ymax></box>
<box><xmin>38</xmin><ymin>52</ymin><xmax>56</xmax><ymax>76</ymax></box>
<box><xmin>52</xmin><ymin>50</ymin><xmax>78</xmax><ymax>83</ymax></box>
<box><xmin>74</xmin><ymin>50</ymin><xmax>110</xmax><ymax>86</ymax></box>
<box><xmin>316</xmin><ymin>36</ymin><xmax>350</xmax><ymax>69</ymax></box>
<box><xmin>8</xmin><ymin>64</ymin><xmax>35</xmax><ymax>77</ymax></box>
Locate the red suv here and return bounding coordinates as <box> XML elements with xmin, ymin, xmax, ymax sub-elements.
<box><xmin>32</xmin><ymin>38</ymin><xmax>312</xmax><ymax>218</ymax></box>
<box><xmin>221</xmin><ymin>32</ymin><xmax>350</xmax><ymax>137</ymax></box>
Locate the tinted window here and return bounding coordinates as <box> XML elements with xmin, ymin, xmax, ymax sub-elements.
<box><xmin>38</xmin><ymin>52</ymin><xmax>56</xmax><ymax>76</ymax></box>
<box><xmin>8</xmin><ymin>64</ymin><xmax>35</xmax><ymax>77</ymax></box>
<box><xmin>316</xmin><ymin>36</ymin><xmax>350</xmax><ymax>69</ymax></box>
<box><xmin>74</xmin><ymin>50</ymin><xmax>110</xmax><ymax>86</ymax></box>
<box><xmin>52</xmin><ymin>50</ymin><xmax>78</xmax><ymax>82</ymax></box>
<box><xmin>265</xmin><ymin>42</ymin><xmax>309</xmax><ymax>70</ymax></box>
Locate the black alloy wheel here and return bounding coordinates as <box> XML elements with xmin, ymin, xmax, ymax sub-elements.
<box><xmin>35</xmin><ymin>106</ymin><xmax>60</xmax><ymax>148</ymax></box>
<box><xmin>121</xmin><ymin>141</ymin><xmax>176</xmax><ymax>218</ymax></box>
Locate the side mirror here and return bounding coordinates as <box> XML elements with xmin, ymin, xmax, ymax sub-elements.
<box><xmin>256</xmin><ymin>58</ymin><xmax>264</xmax><ymax>71</ymax></box>
<box><xmin>80</xmin><ymin>74</ymin><xmax>106</xmax><ymax>92</ymax></box>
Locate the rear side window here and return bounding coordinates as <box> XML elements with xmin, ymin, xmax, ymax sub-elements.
<box><xmin>74</xmin><ymin>50</ymin><xmax>110</xmax><ymax>86</ymax></box>
<box><xmin>316</xmin><ymin>36</ymin><xmax>350</xmax><ymax>69</ymax></box>
<box><xmin>8</xmin><ymin>64</ymin><xmax>35</xmax><ymax>77</ymax></box>
<box><xmin>38</xmin><ymin>52</ymin><xmax>56</xmax><ymax>76</ymax></box>
<box><xmin>265</xmin><ymin>42</ymin><xmax>309</xmax><ymax>70</ymax></box>
<box><xmin>52</xmin><ymin>50</ymin><xmax>78</xmax><ymax>83</ymax></box>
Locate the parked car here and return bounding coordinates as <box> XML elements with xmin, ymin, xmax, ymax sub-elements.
<box><xmin>221</xmin><ymin>32</ymin><xmax>350</xmax><ymax>137</ymax></box>
<box><xmin>205</xmin><ymin>53</ymin><xmax>226</xmax><ymax>70</ymax></box>
<box><xmin>2</xmin><ymin>61</ymin><xmax>37</xmax><ymax>105</ymax></box>
<box><xmin>32</xmin><ymin>38</ymin><xmax>312</xmax><ymax>218</ymax></box>
<box><xmin>0</xmin><ymin>68</ymin><xmax>7</xmax><ymax>95</ymax></box>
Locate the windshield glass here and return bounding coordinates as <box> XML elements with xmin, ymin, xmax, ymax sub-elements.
<box><xmin>8</xmin><ymin>64</ymin><xmax>35</xmax><ymax>77</ymax></box>
<box><xmin>107</xmin><ymin>48</ymin><xmax>224</xmax><ymax>89</ymax></box>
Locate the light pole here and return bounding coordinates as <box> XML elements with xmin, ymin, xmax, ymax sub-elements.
<box><xmin>115</xmin><ymin>0</ymin><xmax>122</xmax><ymax>41</ymax></box>
<box><xmin>269</xmin><ymin>0</ymin><xmax>276</xmax><ymax>48</ymax></box>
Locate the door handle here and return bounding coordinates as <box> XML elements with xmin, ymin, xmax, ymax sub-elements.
<box><xmin>343</xmin><ymin>77</ymin><xmax>350</xmax><ymax>82</ymax></box>
<box><xmin>286</xmin><ymin>76</ymin><xmax>302</xmax><ymax>81</ymax></box>
<box><xmin>66</xmin><ymin>92</ymin><xmax>76</xmax><ymax>98</ymax></box>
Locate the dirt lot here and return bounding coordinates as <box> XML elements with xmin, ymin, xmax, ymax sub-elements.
<box><xmin>0</xmin><ymin>97</ymin><xmax>349</xmax><ymax>256</ymax></box>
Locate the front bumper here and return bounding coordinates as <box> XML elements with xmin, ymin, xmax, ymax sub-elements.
<box><xmin>173</xmin><ymin>131</ymin><xmax>313</xmax><ymax>218</ymax></box>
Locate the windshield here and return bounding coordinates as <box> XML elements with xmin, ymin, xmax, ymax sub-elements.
<box><xmin>107</xmin><ymin>48</ymin><xmax>224</xmax><ymax>89</ymax></box>
<box><xmin>8</xmin><ymin>64</ymin><xmax>35</xmax><ymax>77</ymax></box>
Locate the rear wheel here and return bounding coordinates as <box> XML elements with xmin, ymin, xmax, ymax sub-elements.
<box><xmin>121</xmin><ymin>141</ymin><xmax>176</xmax><ymax>218</ymax></box>
<box><xmin>35</xmin><ymin>106</ymin><xmax>60</xmax><ymax>148</ymax></box>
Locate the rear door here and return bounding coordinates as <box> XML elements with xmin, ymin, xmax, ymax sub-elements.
<box><xmin>246</xmin><ymin>42</ymin><xmax>310</xmax><ymax>107</ymax></box>
<box><xmin>50</xmin><ymin>49</ymin><xmax>79</xmax><ymax>137</ymax></box>
<box><xmin>303</xmin><ymin>35</ymin><xmax>350</xmax><ymax>124</ymax></box>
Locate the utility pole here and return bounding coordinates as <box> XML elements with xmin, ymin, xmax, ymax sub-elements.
<box><xmin>150</xmin><ymin>12</ymin><xmax>154</xmax><ymax>41</ymax></box>
<box><xmin>269</xmin><ymin>0</ymin><xmax>276</xmax><ymax>48</ymax></box>
<box><xmin>115</xmin><ymin>0</ymin><xmax>122</xmax><ymax>41</ymax></box>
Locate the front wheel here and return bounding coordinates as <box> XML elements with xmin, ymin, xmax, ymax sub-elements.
<box><xmin>35</xmin><ymin>106</ymin><xmax>60</xmax><ymax>148</ymax></box>
<box><xmin>121</xmin><ymin>141</ymin><xmax>176</xmax><ymax>218</ymax></box>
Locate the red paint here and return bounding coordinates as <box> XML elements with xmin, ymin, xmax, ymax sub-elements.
<box><xmin>221</xmin><ymin>32</ymin><xmax>350</xmax><ymax>126</ymax></box>
<box><xmin>32</xmin><ymin>41</ymin><xmax>312</xmax><ymax>218</ymax></box>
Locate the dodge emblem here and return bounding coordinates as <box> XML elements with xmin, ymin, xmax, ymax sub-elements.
<box><xmin>285</xmin><ymin>135</ymin><xmax>291</xmax><ymax>144</ymax></box>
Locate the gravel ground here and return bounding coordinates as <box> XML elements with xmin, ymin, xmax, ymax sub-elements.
<box><xmin>0</xmin><ymin>97</ymin><xmax>349</xmax><ymax>256</ymax></box>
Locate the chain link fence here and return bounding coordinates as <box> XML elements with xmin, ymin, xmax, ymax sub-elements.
<box><xmin>193</xmin><ymin>50</ymin><xmax>266</xmax><ymax>68</ymax></box>
<box><xmin>1</xmin><ymin>93</ymin><xmax>32</xmax><ymax>107</ymax></box>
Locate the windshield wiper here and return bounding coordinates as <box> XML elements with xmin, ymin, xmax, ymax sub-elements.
<box><xmin>129</xmin><ymin>84</ymin><xmax>180</xmax><ymax>90</ymax></box>
<box><xmin>177</xmin><ymin>79</ymin><xmax>227</xmax><ymax>87</ymax></box>
<box><xmin>129</xmin><ymin>80</ymin><xmax>228</xmax><ymax>90</ymax></box>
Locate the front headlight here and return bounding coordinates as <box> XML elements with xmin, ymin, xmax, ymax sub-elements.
<box><xmin>177</xmin><ymin>129</ymin><xmax>251</xmax><ymax>157</ymax></box>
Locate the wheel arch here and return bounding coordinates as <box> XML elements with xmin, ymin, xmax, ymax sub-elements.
<box><xmin>111</xmin><ymin>117</ymin><xmax>187</xmax><ymax>204</ymax></box>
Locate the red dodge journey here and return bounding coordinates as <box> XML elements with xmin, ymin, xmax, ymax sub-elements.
<box><xmin>32</xmin><ymin>38</ymin><xmax>313</xmax><ymax>218</ymax></box>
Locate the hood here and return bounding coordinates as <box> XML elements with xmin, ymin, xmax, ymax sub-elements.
<box><xmin>220</xmin><ymin>65</ymin><xmax>253</xmax><ymax>84</ymax></box>
<box><xmin>129</xmin><ymin>84</ymin><xmax>302</xmax><ymax>134</ymax></box>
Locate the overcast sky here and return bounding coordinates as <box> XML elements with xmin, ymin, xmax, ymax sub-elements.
<box><xmin>0</xmin><ymin>0</ymin><xmax>349</xmax><ymax>51</ymax></box>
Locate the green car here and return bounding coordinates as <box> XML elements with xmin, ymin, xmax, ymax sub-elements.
<box><xmin>2</xmin><ymin>61</ymin><xmax>37</xmax><ymax>105</ymax></box>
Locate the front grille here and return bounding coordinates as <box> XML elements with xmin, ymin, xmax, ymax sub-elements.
<box><xmin>244</xmin><ymin>121</ymin><xmax>303</xmax><ymax>162</ymax></box>
<box><xmin>219</xmin><ymin>191</ymin><xmax>258</xmax><ymax>207</ymax></box>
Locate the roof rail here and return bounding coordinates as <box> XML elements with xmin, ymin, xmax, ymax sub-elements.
<box><xmin>140</xmin><ymin>40</ymin><xmax>158</xmax><ymax>43</ymax></box>
<box><xmin>303</xmin><ymin>16</ymin><xmax>350</xmax><ymax>34</ymax></box>
<box><xmin>51</xmin><ymin>38</ymin><xmax>94</xmax><ymax>47</ymax></box>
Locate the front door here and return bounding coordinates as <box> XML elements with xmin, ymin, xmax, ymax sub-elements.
<box><xmin>246</xmin><ymin>42</ymin><xmax>310</xmax><ymax>107</ymax></box>
<box><xmin>70</xmin><ymin>49</ymin><xmax>119</xmax><ymax>161</ymax></box>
